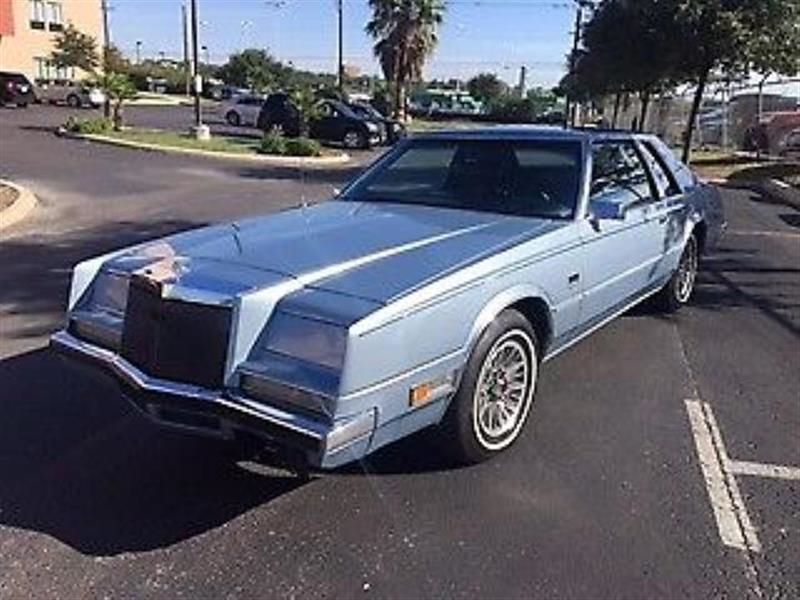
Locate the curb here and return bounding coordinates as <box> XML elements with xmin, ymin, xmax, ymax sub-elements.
<box><xmin>761</xmin><ymin>178</ymin><xmax>800</xmax><ymax>210</ymax></box>
<box><xmin>0</xmin><ymin>179</ymin><xmax>38</xmax><ymax>231</ymax></box>
<box><xmin>65</xmin><ymin>131</ymin><xmax>352</xmax><ymax>168</ymax></box>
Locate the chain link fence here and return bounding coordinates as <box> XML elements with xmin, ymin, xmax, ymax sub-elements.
<box><xmin>589</xmin><ymin>77</ymin><xmax>800</xmax><ymax>155</ymax></box>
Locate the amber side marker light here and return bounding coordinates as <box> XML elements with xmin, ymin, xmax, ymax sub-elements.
<box><xmin>409</xmin><ymin>373</ymin><xmax>458</xmax><ymax>408</ymax></box>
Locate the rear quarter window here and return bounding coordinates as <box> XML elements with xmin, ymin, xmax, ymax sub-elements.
<box><xmin>648</xmin><ymin>138</ymin><xmax>697</xmax><ymax>191</ymax></box>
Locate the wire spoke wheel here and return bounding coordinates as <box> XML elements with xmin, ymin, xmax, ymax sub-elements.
<box><xmin>472</xmin><ymin>329</ymin><xmax>536</xmax><ymax>451</ymax></box>
<box><xmin>676</xmin><ymin>236</ymin><xmax>698</xmax><ymax>303</ymax></box>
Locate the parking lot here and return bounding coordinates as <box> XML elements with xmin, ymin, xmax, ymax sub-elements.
<box><xmin>1</xmin><ymin>104</ymin><xmax>798</xmax><ymax>598</ymax></box>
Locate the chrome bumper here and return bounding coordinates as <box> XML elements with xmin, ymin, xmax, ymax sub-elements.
<box><xmin>50</xmin><ymin>330</ymin><xmax>375</xmax><ymax>468</ymax></box>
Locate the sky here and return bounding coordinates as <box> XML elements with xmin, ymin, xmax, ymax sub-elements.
<box><xmin>107</xmin><ymin>0</ymin><xmax>578</xmax><ymax>87</ymax></box>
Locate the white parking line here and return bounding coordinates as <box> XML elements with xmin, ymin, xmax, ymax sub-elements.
<box><xmin>725</xmin><ymin>230</ymin><xmax>800</xmax><ymax>239</ymax></box>
<box><xmin>729</xmin><ymin>460</ymin><xmax>800</xmax><ymax>481</ymax></box>
<box><xmin>685</xmin><ymin>399</ymin><xmax>762</xmax><ymax>553</ymax></box>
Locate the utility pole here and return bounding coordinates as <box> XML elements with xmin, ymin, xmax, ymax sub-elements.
<box><xmin>135</xmin><ymin>40</ymin><xmax>142</xmax><ymax>65</ymax></box>
<box><xmin>518</xmin><ymin>65</ymin><xmax>528</xmax><ymax>98</ymax></box>
<box><xmin>337</xmin><ymin>0</ymin><xmax>344</xmax><ymax>94</ymax></box>
<box><xmin>101</xmin><ymin>0</ymin><xmax>111</xmax><ymax>118</ymax></box>
<box><xmin>565</xmin><ymin>1</ymin><xmax>589</xmax><ymax>128</ymax></box>
<box><xmin>182</xmin><ymin>4</ymin><xmax>191</xmax><ymax>97</ymax></box>
<box><xmin>101</xmin><ymin>0</ymin><xmax>111</xmax><ymax>52</ymax></box>
<box><xmin>189</xmin><ymin>0</ymin><xmax>209</xmax><ymax>139</ymax></box>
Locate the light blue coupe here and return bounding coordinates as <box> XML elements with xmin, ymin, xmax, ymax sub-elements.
<box><xmin>52</xmin><ymin>128</ymin><xmax>725</xmax><ymax>469</ymax></box>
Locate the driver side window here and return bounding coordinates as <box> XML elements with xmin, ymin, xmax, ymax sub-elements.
<box><xmin>591</xmin><ymin>142</ymin><xmax>653</xmax><ymax>204</ymax></box>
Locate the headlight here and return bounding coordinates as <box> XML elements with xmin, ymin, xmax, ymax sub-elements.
<box><xmin>366</xmin><ymin>121</ymin><xmax>379</xmax><ymax>133</ymax></box>
<box><xmin>255</xmin><ymin>312</ymin><xmax>347</xmax><ymax>371</ymax></box>
<box><xmin>87</xmin><ymin>270</ymin><xmax>130</xmax><ymax>317</ymax></box>
<box><xmin>239</xmin><ymin>372</ymin><xmax>332</xmax><ymax>419</ymax></box>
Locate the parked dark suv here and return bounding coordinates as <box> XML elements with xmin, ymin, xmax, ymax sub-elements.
<box><xmin>257</xmin><ymin>95</ymin><xmax>382</xmax><ymax>149</ymax></box>
<box><xmin>310</xmin><ymin>99</ymin><xmax>382</xmax><ymax>148</ymax></box>
<box><xmin>347</xmin><ymin>101</ymin><xmax>405</xmax><ymax>145</ymax></box>
<box><xmin>256</xmin><ymin>92</ymin><xmax>303</xmax><ymax>137</ymax></box>
<box><xmin>0</xmin><ymin>71</ymin><xmax>35</xmax><ymax>107</ymax></box>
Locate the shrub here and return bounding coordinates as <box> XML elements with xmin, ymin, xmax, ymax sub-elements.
<box><xmin>259</xmin><ymin>132</ymin><xmax>321</xmax><ymax>157</ymax></box>
<box><xmin>64</xmin><ymin>116</ymin><xmax>112</xmax><ymax>134</ymax></box>
<box><xmin>284</xmin><ymin>137</ymin><xmax>322</xmax><ymax>157</ymax></box>
<box><xmin>259</xmin><ymin>130</ymin><xmax>288</xmax><ymax>155</ymax></box>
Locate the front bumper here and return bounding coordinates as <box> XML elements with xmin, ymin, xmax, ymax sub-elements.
<box><xmin>50</xmin><ymin>330</ymin><xmax>376</xmax><ymax>469</ymax></box>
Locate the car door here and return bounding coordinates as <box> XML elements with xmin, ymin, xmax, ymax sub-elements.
<box><xmin>311</xmin><ymin>102</ymin><xmax>339</xmax><ymax>142</ymax></box>
<box><xmin>578</xmin><ymin>140</ymin><xmax>663</xmax><ymax>327</ymax></box>
<box><xmin>241</xmin><ymin>97</ymin><xmax>262</xmax><ymax>126</ymax></box>
<box><xmin>637</xmin><ymin>139</ymin><xmax>689</xmax><ymax>283</ymax></box>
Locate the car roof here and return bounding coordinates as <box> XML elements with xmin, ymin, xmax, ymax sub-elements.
<box><xmin>411</xmin><ymin>125</ymin><xmax>653</xmax><ymax>144</ymax></box>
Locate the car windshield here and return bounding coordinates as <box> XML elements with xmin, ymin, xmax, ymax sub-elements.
<box><xmin>350</xmin><ymin>103</ymin><xmax>381</xmax><ymax>119</ymax></box>
<box><xmin>342</xmin><ymin>138</ymin><xmax>583</xmax><ymax>219</ymax></box>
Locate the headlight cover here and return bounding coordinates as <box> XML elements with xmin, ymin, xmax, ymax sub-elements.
<box><xmin>87</xmin><ymin>270</ymin><xmax>130</xmax><ymax>317</ymax></box>
<box><xmin>254</xmin><ymin>311</ymin><xmax>347</xmax><ymax>371</ymax></box>
<box><xmin>366</xmin><ymin>121</ymin><xmax>379</xmax><ymax>133</ymax></box>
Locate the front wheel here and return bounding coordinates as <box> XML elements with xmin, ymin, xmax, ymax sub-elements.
<box><xmin>225</xmin><ymin>111</ymin><xmax>241</xmax><ymax>126</ymax></box>
<box><xmin>66</xmin><ymin>94</ymin><xmax>81</xmax><ymax>108</ymax></box>
<box><xmin>441</xmin><ymin>309</ymin><xmax>539</xmax><ymax>464</ymax></box>
<box><xmin>655</xmin><ymin>234</ymin><xmax>699</xmax><ymax>312</ymax></box>
<box><xmin>342</xmin><ymin>129</ymin><xmax>367</xmax><ymax>149</ymax></box>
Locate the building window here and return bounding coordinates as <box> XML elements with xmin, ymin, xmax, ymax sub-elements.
<box><xmin>35</xmin><ymin>57</ymin><xmax>50</xmax><ymax>81</ymax></box>
<box><xmin>47</xmin><ymin>1</ymin><xmax>63</xmax><ymax>31</ymax></box>
<box><xmin>29</xmin><ymin>0</ymin><xmax>45</xmax><ymax>29</ymax></box>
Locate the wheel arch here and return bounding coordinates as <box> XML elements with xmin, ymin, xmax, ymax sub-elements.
<box><xmin>466</xmin><ymin>286</ymin><xmax>554</xmax><ymax>360</ymax></box>
<box><xmin>692</xmin><ymin>219</ymin><xmax>708</xmax><ymax>255</ymax></box>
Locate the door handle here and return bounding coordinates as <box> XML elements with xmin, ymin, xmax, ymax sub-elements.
<box><xmin>657</xmin><ymin>215</ymin><xmax>668</xmax><ymax>224</ymax></box>
<box><xmin>568</xmin><ymin>273</ymin><xmax>580</xmax><ymax>285</ymax></box>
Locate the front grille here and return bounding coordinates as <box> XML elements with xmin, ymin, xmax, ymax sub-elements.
<box><xmin>120</xmin><ymin>277</ymin><xmax>231</xmax><ymax>389</ymax></box>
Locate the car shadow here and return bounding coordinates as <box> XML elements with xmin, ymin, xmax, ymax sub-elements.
<box><xmin>0</xmin><ymin>348</ymin><xmax>307</xmax><ymax>556</ymax></box>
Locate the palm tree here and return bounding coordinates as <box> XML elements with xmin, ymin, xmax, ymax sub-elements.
<box><xmin>366</xmin><ymin>0</ymin><xmax>445</xmax><ymax>120</ymax></box>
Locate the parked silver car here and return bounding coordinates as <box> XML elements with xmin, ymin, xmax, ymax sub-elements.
<box><xmin>220</xmin><ymin>95</ymin><xmax>264</xmax><ymax>127</ymax></box>
<box><xmin>36</xmin><ymin>78</ymin><xmax>106</xmax><ymax>108</ymax></box>
<box><xmin>52</xmin><ymin>128</ymin><xmax>724</xmax><ymax>470</ymax></box>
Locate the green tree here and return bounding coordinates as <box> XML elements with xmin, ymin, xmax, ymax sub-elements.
<box><xmin>50</xmin><ymin>23</ymin><xmax>100</xmax><ymax>74</ymax></box>
<box><xmin>91</xmin><ymin>72</ymin><xmax>137</xmax><ymax>130</ymax></box>
<box><xmin>671</xmin><ymin>0</ymin><xmax>800</xmax><ymax>161</ymax></box>
<box><xmin>102</xmin><ymin>45</ymin><xmax>131</xmax><ymax>74</ymax></box>
<box><xmin>366</xmin><ymin>0</ymin><xmax>446</xmax><ymax>119</ymax></box>
<box><xmin>467</xmin><ymin>73</ymin><xmax>508</xmax><ymax>104</ymax></box>
<box><xmin>573</xmin><ymin>0</ymin><xmax>677</xmax><ymax>131</ymax></box>
<box><xmin>217</xmin><ymin>49</ymin><xmax>281</xmax><ymax>91</ymax></box>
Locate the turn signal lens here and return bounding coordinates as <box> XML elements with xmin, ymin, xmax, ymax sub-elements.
<box><xmin>409</xmin><ymin>373</ymin><xmax>458</xmax><ymax>408</ymax></box>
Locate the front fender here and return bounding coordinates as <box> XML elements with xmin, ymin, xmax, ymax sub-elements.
<box><xmin>465</xmin><ymin>285</ymin><xmax>553</xmax><ymax>357</ymax></box>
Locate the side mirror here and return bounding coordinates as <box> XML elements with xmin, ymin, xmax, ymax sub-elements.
<box><xmin>589</xmin><ymin>198</ymin><xmax>627</xmax><ymax>221</ymax></box>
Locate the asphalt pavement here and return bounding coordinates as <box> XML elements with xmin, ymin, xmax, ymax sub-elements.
<box><xmin>1</xmin><ymin>103</ymin><xmax>798</xmax><ymax>599</ymax></box>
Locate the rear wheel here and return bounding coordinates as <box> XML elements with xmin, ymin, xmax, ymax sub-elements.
<box><xmin>343</xmin><ymin>129</ymin><xmax>366</xmax><ymax>149</ymax></box>
<box><xmin>655</xmin><ymin>233</ymin><xmax>699</xmax><ymax>312</ymax></box>
<box><xmin>441</xmin><ymin>309</ymin><xmax>539</xmax><ymax>464</ymax></box>
<box><xmin>225</xmin><ymin>111</ymin><xmax>241</xmax><ymax>126</ymax></box>
<box><xmin>66</xmin><ymin>94</ymin><xmax>81</xmax><ymax>108</ymax></box>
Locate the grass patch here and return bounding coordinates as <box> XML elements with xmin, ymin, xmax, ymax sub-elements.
<box><xmin>0</xmin><ymin>183</ymin><xmax>19</xmax><ymax>212</ymax></box>
<box><xmin>406</xmin><ymin>118</ymin><xmax>483</xmax><ymax>132</ymax></box>
<box><xmin>105</xmin><ymin>128</ymin><xmax>261</xmax><ymax>155</ymax></box>
<box><xmin>690</xmin><ymin>151</ymin><xmax>800</xmax><ymax>188</ymax></box>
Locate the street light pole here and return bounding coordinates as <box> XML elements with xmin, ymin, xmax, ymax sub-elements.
<box><xmin>337</xmin><ymin>0</ymin><xmax>344</xmax><ymax>94</ymax></box>
<box><xmin>135</xmin><ymin>40</ymin><xmax>142</xmax><ymax>65</ymax></box>
<box><xmin>189</xmin><ymin>0</ymin><xmax>209</xmax><ymax>139</ymax></box>
<box><xmin>101</xmin><ymin>0</ymin><xmax>111</xmax><ymax>118</ymax></box>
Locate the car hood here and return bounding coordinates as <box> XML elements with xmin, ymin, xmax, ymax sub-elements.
<box><xmin>106</xmin><ymin>201</ymin><xmax>560</xmax><ymax>304</ymax></box>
